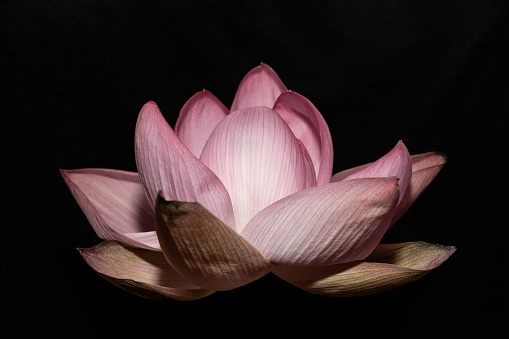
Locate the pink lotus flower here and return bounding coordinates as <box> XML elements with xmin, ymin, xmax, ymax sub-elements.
<box><xmin>62</xmin><ymin>64</ymin><xmax>455</xmax><ymax>300</ymax></box>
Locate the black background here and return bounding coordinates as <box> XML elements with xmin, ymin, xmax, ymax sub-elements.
<box><xmin>5</xmin><ymin>1</ymin><xmax>507</xmax><ymax>338</ymax></box>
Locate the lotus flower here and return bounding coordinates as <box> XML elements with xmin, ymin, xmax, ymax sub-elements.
<box><xmin>61</xmin><ymin>64</ymin><xmax>455</xmax><ymax>300</ymax></box>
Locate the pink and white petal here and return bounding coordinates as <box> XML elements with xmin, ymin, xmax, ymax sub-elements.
<box><xmin>79</xmin><ymin>241</ymin><xmax>214</xmax><ymax>300</ymax></box>
<box><xmin>200</xmin><ymin>106</ymin><xmax>316</xmax><ymax>233</ymax></box>
<box><xmin>332</xmin><ymin>151</ymin><xmax>447</xmax><ymax>226</ymax></box>
<box><xmin>331</xmin><ymin>163</ymin><xmax>370</xmax><ymax>183</ymax></box>
<box><xmin>134</xmin><ymin>101</ymin><xmax>235</xmax><ymax>230</ymax></box>
<box><xmin>155</xmin><ymin>195</ymin><xmax>272</xmax><ymax>291</ymax></box>
<box><xmin>61</xmin><ymin>168</ymin><xmax>158</xmax><ymax>250</ymax></box>
<box><xmin>174</xmin><ymin>90</ymin><xmax>229</xmax><ymax>158</ymax></box>
<box><xmin>241</xmin><ymin>178</ymin><xmax>400</xmax><ymax>266</ymax></box>
<box><xmin>272</xmin><ymin>241</ymin><xmax>456</xmax><ymax>297</ymax></box>
<box><xmin>230</xmin><ymin>63</ymin><xmax>288</xmax><ymax>111</ymax></box>
<box><xmin>343</xmin><ymin>141</ymin><xmax>412</xmax><ymax>205</ymax></box>
<box><xmin>391</xmin><ymin>152</ymin><xmax>447</xmax><ymax>225</ymax></box>
<box><xmin>273</xmin><ymin>91</ymin><xmax>334</xmax><ymax>186</ymax></box>
<box><xmin>123</xmin><ymin>231</ymin><xmax>161</xmax><ymax>250</ymax></box>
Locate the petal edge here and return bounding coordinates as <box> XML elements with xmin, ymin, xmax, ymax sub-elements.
<box><xmin>242</xmin><ymin>178</ymin><xmax>400</xmax><ymax>266</ymax></box>
<box><xmin>61</xmin><ymin>168</ymin><xmax>158</xmax><ymax>250</ymax></box>
<box><xmin>272</xmin><ymin>241</ymin><xmax>456</xmax><ymax>297</ymax></box>
<box><xmin>79</xmin><ymin>241</ymin><xmax>213</xmax><ymax>301</ymax></box>
<box><xmin>273</xmin><ymin>91</ymin><xmax>333</xmax><ymax>185</ymax></box>
<box><xmin>231</xmin><ymin>63</ymin><xmax>288</xmax><ymax>111</ymax></box>
<box><xmin>174</xmin><ymin>90</ymin><xmax>229</xmax><ymax>158</ymax></box>
<box><xmin>134</xmin><ymin>101</ymin><xmax>236</xmax><ymax>230</ymax></box>
<box><xmin>155</xmin><ymin>195</ymin><xmax>272</xmax><ymax>291</ymax></box>
<box><xmin>343</xmin><ymin>141</ymin><xmax>412</xmax><ymax>205</ymax></box>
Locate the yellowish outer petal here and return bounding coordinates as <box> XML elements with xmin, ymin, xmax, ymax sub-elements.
<box><xmin>78</xmin><ymin>241</ymin><xmax>214</xmax><ymax>301</ymax></box>
<box><xmin>272</xmin><ymin>242</ymin><xmax>456</xmax><ymax>297</ymax></box>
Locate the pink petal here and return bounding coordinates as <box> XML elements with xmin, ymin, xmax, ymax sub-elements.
<box><xmin>61</xmin><ymin>168</ymin><xmax>159</xmax><ymax>250</ymax></box>
<box><xmin>241</xmin><ymin>178</ymin><xmax>400</xmax><ymax>266</ymax></box>
<box><xmin>134</xmin><ymin>101</ymin><xmax>235</xmax><ymax>230</ymax></box>
<box><xmin>342</xmin><ymin>141</ymin><xmax>412</xmax><ymax>205</ymax></box>
<box><xmin>332</xmin><ymin>151</ymin><xmax>447</xmax><ymax>226</ymax></box>
<box><xmin>230</xmin><ymin>63</ymin><xmax>288</xmax><ymax>111</ymax></box>
<box><xmin>174</xmin><ymin>90</ymin><xmax>229</xmax><ymax>158</ymax></box>
<box><xmin>199</xmin><ymin>106</ymin><xmax>316</xmax><ymax>232</ymax></box>
<box><xmin>273</xmin><ymin>91</ymin><xmax>334</xmax><ymax>186</ymax></box>
<box><xmin>272</xmin><ymin>241</ymin><xmax>456</xmax><ymax>297</ymax></box>
<box><xmin>155</xmin><ymin>195</ymin><xmax>272</xmax><ymax>291</ymax></box>
<box><xmin>79</xmin><ymin>241</ymin><xmax>214</xmax><ymax>300</ymax></box>
<box><xmin>391</xmin><ymin>152</ymin><xmax>447</xmax><ymax>224</ymax></box>
<box><xmin>331</xmin><ymin>163</ymin><xmax>370</xmax><ymax>183</ymax></box>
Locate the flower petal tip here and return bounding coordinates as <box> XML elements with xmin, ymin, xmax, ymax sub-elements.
<box><xmin>60</xmin><ymin>168</ymin><xmax>71</xmax><ymax>180</ymax></box>
<box><xmin>155</xmin><ymin>194</ymin><xmax>272</xmax><ymax>291</ymax></box>
<box><xmin>231</xmin><ymin>63</ymin><xmax>287</xmax><ymax>111</ymax></box>
<box><xmin>364</xmin><ymin>241</ymin><xmax>457</xmax><ymax>271</ymax></box>
<box><xmin>436</xmin><ymin>152</ymin><xmax>448</xmax><ymax>162</ymax></box>
<box><xmin>273</xmin><ymin>241</ymin><xmax>456</xmax><ymax>297</ymax></box>
<box><xmin>77</xmin><ymin>241</ymin><xmax>214</xmax><ymax>300</ymax></box>
<box><xmin>415</xmin><ymin>242</ymin><xmax>457</xmax><ymax>270</ymax></box>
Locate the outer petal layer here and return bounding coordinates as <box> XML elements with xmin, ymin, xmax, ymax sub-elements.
<box><xmin>174</xmin><ymin>90</ymin><xmax>229</xmax><ymax>158</ymax></box>
<box><xmin>155</xmin><ymin>195</ymin><xmax>272</xmax><ymax>291</ymax></box>
<box><xmin>200</xmin><ymin>106</ymin><xmax>316</xmax><ymax>232</ymax></box>
<box><xmin>230</xmin><ymin>63</ymin><xmax>288</xmax><ymax>111</ymax></box>
<box><xmin>241</xmin><ymin>178</ymin><xmax>400</xmax><ymax>266</ymax></box>
<box><xmin>78</xmin><ymin>241</ymin><xmax>213</xmax><ymax>300</ymax></box>
<box><xmin>272</xmin><ymin>241</ymin><xmax>456</xmax><ymax>297</ymax></box>
<box><xmin>273</xmin><ymin>91</ymin><xmax>334</xmax><ymax>186</ymax></box>
<box><xmin>61</xmin><ymin>169</ymin><xmax>159</xmax><ymax>250</ymax></box>
<box><xmin>391</xmin><ymin>152</ymin><xmax>447</xmax><ymax>224</ymax></box>
<box><xmin>332</xmin><ymin>152</ymin><xmax>447</xmax><ymax>226</ymax></box>
<box><xmin>342</xmin><ymin>141</ymin><xmax>412</xmax><ymax>205</ymax></box>
<box><xmin>134</xmin><ymin>101</ymin><xmax>235</xmax><ymax>230</ymax></box>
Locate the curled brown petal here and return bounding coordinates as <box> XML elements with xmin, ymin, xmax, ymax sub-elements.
<box><xmin>155</xmin><ymin>194</ymin><xmax>272</xmax><ymax>291</ymax></box>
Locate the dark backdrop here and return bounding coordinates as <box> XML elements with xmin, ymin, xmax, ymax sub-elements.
<box><xmin>5</xmin><ymin>1</ymin><xmax>507</xmax><ymax>338</ymax></box>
